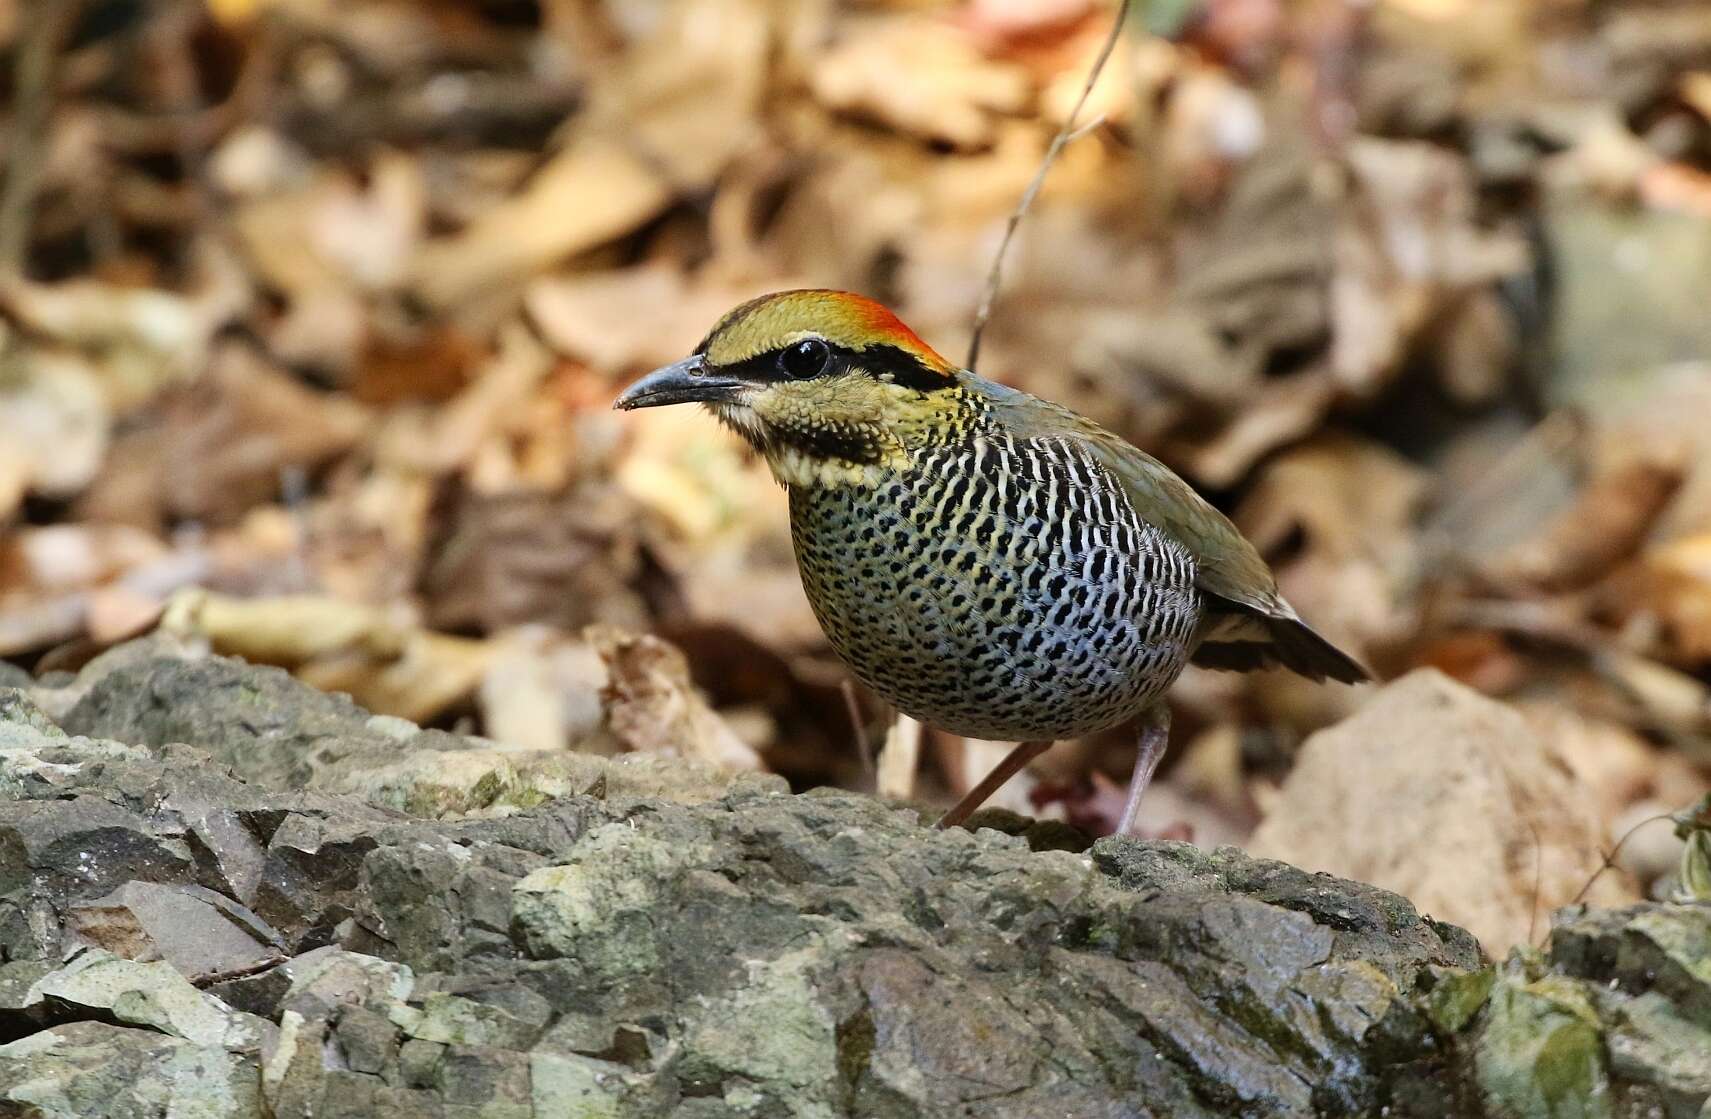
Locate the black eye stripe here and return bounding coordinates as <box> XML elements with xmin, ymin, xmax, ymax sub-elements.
<box><xmin>859</xmin><ymin>343</ymin><xmax>951</xmax><ymax>391</ymax></box>
<box><xmin>714</xmin><ymin>342</ymin><xmax>946</xmax><ymax>390</ymax></box>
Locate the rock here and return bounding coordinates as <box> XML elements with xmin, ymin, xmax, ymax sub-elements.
<box><xmin>1543</xmin><ymin>197</ymin><xmax>1711</xmax><ymax>416</ymax></box>
<box><xmin>0</xmin><ymin>959</ymin><xmax>55</xmax><ymax>1039</ymax></box>
<box><xmin>1551</xmin><ymin>903</ymin><xmax>1711</xmax><ymax>1118</ymax></box>
<box><xmin>358</xmin><ymin>828</ymin><xmax>551</xmax><ymax>973</ymax></box>
<box><xmin>59</xmin><ymin>651</ymin><xmax>457</xmax><ymax>791</ymax></box>
<box><xmin>1248</xmin><ymin>669</ymin><xmax>1635</xmax><ymax>956</ymax></box>
<box><xmin>499</xmin><ymin>791</ymin><xmax>1480</xmax><ymax>1117</ymax></box>
<box><xmin>21</xmin><ymin>948</ymin><xmax>270</xmax><ymax>1051</ymax></box>
<box><xmin>0</xmin><ymin>711</ymin><xmax>405</xmax><ymax>958</ymax></box>
<box><xmin>57</xmin><ymin>648</ymin><xmax>787</xmax><ymax>817</ymax></box>
<box><xmin>1548</xmin><ymin>903</ymin><xmax>1711</xmax><ymax>1028</ymax></box>
<box><xmin>0</xmin><ymin>663</ymin><xmax>32</xmax><ymax>688</ymax></box>
<box><xmin>1473</xmin><ymin>962</ymin><xmax>1613</xmax><ymax>1118</ymax></box>
<box><xmin>318</xmin><ymin>741</ymin><xmax>786</xmax><ymax>820</ymax></box>
<box><xmin>0</xmin><ymin>686</ymin><xmax>64</xmax><ymax>745</ymax></box>
<box><xmin>0</xmin><ymin>787</ymin><xmax>196</xmax><ymax>961</ymax></box>
<box><xmin>1431</xmin><ymin>902</ymin><xmax>1711</xmax><ymax>1119</ymax></box>
<box><xmin>66</xmin><ymin>881</ymin><xmax>286</xmax><ymax>984</ymax></box>
<box><xmin>1606</xmin><ymin>991</ymin><xmax>1711</xmax><ymax>1117</ymax></box>
<box><xmin>5</xmin><ymin>636</ymin><xmax>1705</xmax><ymax>1116</ymax></box>
<box><xmin>0</xmin><ymin>1020</ymin><xmax>261</xmax><ymax>1116</ymax></box>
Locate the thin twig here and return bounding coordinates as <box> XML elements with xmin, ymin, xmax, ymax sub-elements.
<box><xmin>966</xmin><ymin>0</ymin><xmax>1131</xmax><ymax>371</ymax></box>
<box><xmin>840</xmin><ymin>679</ymin><xmax>874</xmax><ymax>778</ymax></box>
<box><xmin>1060</xmin><ymin>114</ymin><xmax>1110</xmax><ymax>146</ymax></box>
<box><xmin>1559</xmin><ymin>811</ymin><xmax>1676</xmax><ymax>918</ymax></box>
<box><xmin>1524</xmin><ymin>815</ymin><xmax>1542</xmax><ymax>947</ymax></box>
<box><xmin>0</xmin><ymin>1</ymin><xmax>84</xmax><ymax>276</ymax></box>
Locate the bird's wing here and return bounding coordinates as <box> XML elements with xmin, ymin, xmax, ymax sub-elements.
<box><xmin>973</xmin><ymin>378</ymin><xmax>1279</xmax><ymax>611</ymax></box>
<box><xmin>975</xmin><ymin>376</ymin><xmax>1368</xmax><ymax>684</ymax></box>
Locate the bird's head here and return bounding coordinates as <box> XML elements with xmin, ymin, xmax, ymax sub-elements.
<box><xmin>613</xmin><ymin>290</ymin><xmax>964</xmax><ymax>487</ymax></box>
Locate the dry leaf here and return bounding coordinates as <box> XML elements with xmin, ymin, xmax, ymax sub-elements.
<box><xmin>0</xmin><ymin>349</ymin><xmax>109</xmax><ymax>516</ymax></box>
<box><xmin>412</xmin><ymin>0</ymin><xmax>774</xmax><ymax>307</ymax></box>
<box><xmin>1235</xmin><ymin>434</ymin><xmax>1428</xmax><ymax>652</ymax></box>
<box><xmin>408</xmin><ymin>137</ymin><xmax>672</xmax><ymax>309</ymax></box>
<box><xmin>809</xmin><ymin>16</ymin><xmax>1030</xmax><ymax>149</ymax></box>
<box><xmin>375</xmin><ymin>320</ymin><xmax>554</xmax><ymax>476</ymax></box>
<box><xmin>1634</xmin><ymin>533</ymin><xmax>1711</xmax><ymax>664</ymax></box>
<box><xmin>1484</xmin><ymin>456</ymin><xmax>1685</xmax><ymax>593</ymax></box>
<box><xmin>160</xmin><ymin>588</ymin><xmax>494</xmax><ymax>725</ymax></box>
<box><xmin>420</xmin><ymin>481</ymin><xmax>649</xmax><ymax>636</ymax></box>
<box><xmin>156</xmin><ymin>341</ymin><xmax>371</xmax><ymax>524</ymax></box>
<box><xmin>1333</xmin><ymin>138</ymin><xmax>1529</xmax><ymax>393</ymax></box>
<box><xmin>587</xmin><ymin>623</ymin><xmax>762</xmax><ymax>771</ymax></box>
<box><xmin>479</xmin><ymin>628</ymin><xmax>613</xmax><ymax>754</ymax></box>
<box><xmin>526</xmin><ymin>265</ymin><xmax>780</xmax><ymax>374</ymax></box>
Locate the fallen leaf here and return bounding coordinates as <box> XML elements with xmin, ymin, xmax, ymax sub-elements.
<box><xmin>809</xmin><ymin>15</ymin><xmax>1031</xmax><ymax>149</ymax></box>
<box><xmin>420</xmin><ymin>480</ymin><xmax>650</xmax><ymax>636</ymax></box>
<box><xmin>1632</xmin><ymin>533</ymin><xmax>1711</xmax><ymax>664</ymax></box>
<box><xmin>408</xmin><ymin>138</ymin><xmax>672</xmax><ymax>309</ymax></box>
<box><xmin>1484</xmin><ymin>456</ymin><xmax>1685</xmax><ymax>593</ymax></box>
<box><xmin>588</xmin><ymin>623</ymin><xmax>762</xmax><ymax>771</ymax></box>
<box><xmin>412</xmin><ymin>0</ymin><xmax>774</xmax><ymax>308</ymax></box>
<box><xmin>155</xmin><ymin>340</ymin><xmax>371</xmax><ymax>524</ymax></box>
<box><xmin>159</xmin><ymin>587</ymin><xmax>493</xmax><ymax>725</ymax></box>
<box><xmin>479</xmin><ymin>628</ymin><xmax>613</xmax><ymax>754</ymax></box>
<box><xmin>0</xmin><ymin>349</ymin><xmax>109</xmax><ymax>515</ymax></box>
<box><xmin>1333</xmin><ymin>138</ymin><xmax>1529</xmax><ymax>393</ymax></box>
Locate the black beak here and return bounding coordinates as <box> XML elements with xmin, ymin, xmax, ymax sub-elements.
<box><xmin>612</xmin><ymin>356</ymin><xmax>743</xmax><ymax>411</ymax></box>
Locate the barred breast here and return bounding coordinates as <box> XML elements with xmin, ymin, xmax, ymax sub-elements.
<box><xmin>789</xmin><ymin>426</ymin><xmax>1201</xmax><ymax>741</ymax></box>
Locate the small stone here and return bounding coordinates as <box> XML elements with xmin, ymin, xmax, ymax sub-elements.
<box><xmin>1549</xmin><ymin>903</ymin><xmax>1711</xmax><ymax>1026</ymax></box>
<box><xmin>1474</xmin><ymin>966</ymin><xmax>1614</xmax><ymax>1119</ymax></box>
<box><xmin>276</xmin><ymin>948</ymin><xmax>416</xmax><ymax>1018</ymax></box>
<box><xmin>1250</xmin><ymin>669</ymin><xmax>1634</xmax><ymax>955</ymax></box>
<box><xmin>529</xmin><ymin>1052</ymin><xmax>634</xmax><ymax>1118</ymax></box>
<box><xmin>0</xmin><ymin>1020</ymin><xmax>261</xmax><ymax>1115</ymax></box>
<box><xmin>26</xmin><ymin>949</ymin><xmax>268</xmax><ymax>1051</ymax></box>
<box><xmin>510</xmin><ymin>823</ymin><xmax>718</xmax><ymax>968</ymax></box>
<box><xmin>399</xmin><ymin>1037</ymin><xmax>447</xmax><ymax>1089</ymax></box>
<box><xmin>1607</xmin><ymin>990</ymin><xmax>1711</xmax><ymax>1115</ymax></box>
<box><xmin>334</xmin><ymin>1005</ymin><xmax>401</xmax><ymax>1076</ymax></box>
<box><xmin>389</xmin><ymin>991</ymin><xmax>545</xmax><ymax>1050</ymax></box>
<box><xmin>67</xmin><ymin>881</ymin><xmax>286</xmax><ymax>984</ymax></box>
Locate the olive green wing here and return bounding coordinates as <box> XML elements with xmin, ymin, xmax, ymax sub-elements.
<box><xmin>977</xmin><ymin>377</ymin><xmax>1368</xmax><ymax>684</ymax></box>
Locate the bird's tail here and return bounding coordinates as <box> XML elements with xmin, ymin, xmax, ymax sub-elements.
<box><xmin>1262</xmin><ymin>615</ymin><xmax>1370</xmax><ymax>684</ymax></box>
<box><xmin>1191</xmin><ymin>605</ymin><xmax>1371</xmax><ymax>684</ymax></box>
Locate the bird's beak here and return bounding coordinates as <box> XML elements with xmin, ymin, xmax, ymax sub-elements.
<box><xmin>612</xmin><ymin>356</ymin><xmax>743</xmax><ymax>411</ymax></box>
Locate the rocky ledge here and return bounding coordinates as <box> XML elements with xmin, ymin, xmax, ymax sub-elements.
<box><xmin>0</xmin><ymin>643</ymin><xmax>1706</xmax><ymax>1117</ymax></box>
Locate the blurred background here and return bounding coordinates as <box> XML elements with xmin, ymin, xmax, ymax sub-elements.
<box><xmin>1</xmin><ymin>0</ymin><xmax>1709</xmax><ymax>926</ymax></box>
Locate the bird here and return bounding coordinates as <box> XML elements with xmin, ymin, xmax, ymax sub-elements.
<box><xmin>614</xmin><ymin>290</ymin><xmax>1368</xmax><ymax>834</ymax></box>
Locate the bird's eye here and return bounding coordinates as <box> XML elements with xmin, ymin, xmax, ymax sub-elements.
<box><xmin>779</xmin><ymin>338</ymin><xmax>830</xmax><ymax>379</ymax></box>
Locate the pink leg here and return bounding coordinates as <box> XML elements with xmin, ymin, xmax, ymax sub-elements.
<box><xmin>1116</xmin><ymin>705</ymin><xmax>1171</xmax><ymax>836</ymax></box>
<box><xmin>936</xmin><ymin>740</ymin><xmax>1053</xmax><ymax>829</ymax></box>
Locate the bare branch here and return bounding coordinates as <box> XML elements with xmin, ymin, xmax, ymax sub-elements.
<box><xmin>841</xmin><ymin>679</ymin><xmax>874</xmax><ymax>778</ymax></box>
<box><xmin>966</xmin><ymin>0</ymin><xmax>1132</xmax><ymax>371</ymax></box>
<box><xmin>1555</xmin><ymin>811</ymin><xmax>1675</xmax><ymax>928</ymax></box>
<box><xmin>0</xmin><ymin>1</ymin><xmax>85</xmax><ymax>277</ymax></box>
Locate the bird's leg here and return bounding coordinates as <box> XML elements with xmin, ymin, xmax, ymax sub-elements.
<box><xmin>936</xmin><ymin>740</ymin><xmax>1053</xmax><ymax>829</ymax></box>
<box><xmin>1116</xmin><ymin>704</ymin><xmax>1171</xmax><ymax>836</ymax></box>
